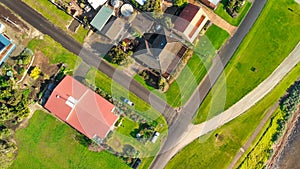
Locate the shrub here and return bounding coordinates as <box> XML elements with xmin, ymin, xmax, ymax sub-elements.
<box><xmin>30</xmin><ymin>66</ymin><xmax>41</xmax><ymax>80</ymax></box>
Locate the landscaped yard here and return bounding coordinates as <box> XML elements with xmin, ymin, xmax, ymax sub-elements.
<box><xmin>23</xmin><ymin>0</ymin><xmax>88</xmax><ymax>43</ymax></box>
<box><xmin>215</xmin><ymin>1</ymin><xmax>252</xmax><ymax>26</ymax></box>
<box><xmin>193</xmin><ymin>0</ymin><xmax>300</xmax><ymax>124</ymax></box>
<box><xmin>134</xmin><ymin>35</ymin><xmax>216</xmax><ymax>107</ymax></box>
<box><xmin>107</xmin><ymin>117</ymin><xmax>167</xmax><ymax>169</ymax></box>
<box><xmin>205</xmin><ymin>24</ymin><xmax>230</xmax><ymax>50</ymax></box>
<box><xmin>166</xmin><ymin>60</ymin><xmax>300</xmax><ymax>169</ymax></box>
<box><xmin>27</xmin><ymin>35</ymin><xmax>82</xmax><ymax>70</ymax></box>
<box><xmin>12</xmin><ymin>110</ymin><xmax>130</xmax><ymax>169</ymax></box>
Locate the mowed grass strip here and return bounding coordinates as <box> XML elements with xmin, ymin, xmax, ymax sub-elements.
<box><xmin>166</xmin><ymin>61</ymin><xmax>300</xmax><ymax>169</ymax></box>
<box><xmin>193</xmin><ymin>0</ymin><xmax>300</xmax><ymax>124</ymax></box>
<box><xmin>23</xmin><ymin>0</ymin><xmax>88</xmax><ymax>43</ymax></box>
<box><xmin>27</xmin><ymin>36</ymin><xmax>82</xmax><ymax>70</ymax></box>
<box><xmin>205</xmin><ymin>24</ymin><xmax>230</xmax><ymax>50</ymax></box>
<box><xmin>215</xmin><ymin>1</ymin><xmax>252</xmax><ymax>26</ymax></box>
<box><xmin>12</xmin><ymin>110</ymin><xmax>129</xmax><ymax>169</ymax></box>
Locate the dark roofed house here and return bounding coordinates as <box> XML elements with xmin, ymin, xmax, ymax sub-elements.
<box><xmin>45</xmin><ymin>75</ymin><xmax>119</xmax><ymax>143</ymax></box>
<box><xmin>131</xmin><ymin>13</ymin><xmax>154</xmax><ymax>34</ymax></box>
<box><xmin>101</xmin><ymin>17</ymin><xmax>126</xmax><ymax>41</ymax></box>
<box><xmin>133</xmin><ymin>30</ymin><xmax>187</xmax><ymax>79</ymax></box>
<box><xmin>0</xmin><ymin>33</ymin><xmax>16</xmax><ymax>66</ymax></box>
<box><xmin>174</xmin><ymin>3</ymin><xmax>209</xmax><ymax>43</ymax></box>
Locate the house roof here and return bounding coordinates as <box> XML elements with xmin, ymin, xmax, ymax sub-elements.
<box><xmin>174</xmin><ymin>3</ymin><xmax>200</xmax><ymax>32</ymax></box>
<box><xmin>0</xmin><ymin>34</ymin><xmax>15</xmax><ymax>66</ymax></box>
<box><xmin>45</xmin><ymin>75</ymin><xmax>118</xmax><ymax>139</ymax></box>
<box><xmin>91</xmin><ymin>6</ymin><xmax>114</xmax><ymax>31</ymax></box>
<box><xmin>88</xmin><ymin>0</ymin><xmax>107</xmax><ymax>9</ymax></box>
<box><xmin>134</xmin><ymin>32</ymin><xmax>186</xmax><ymax>75</ymax></box>
<box><xmin>131</xmin><ymin>13</ymin><xmax>154</xmax><ymax>34</ymax></box>
<box><xmin>101</xmin><ymin>17</ymin><xmax>125</xmax><ymax>41</ymax></box>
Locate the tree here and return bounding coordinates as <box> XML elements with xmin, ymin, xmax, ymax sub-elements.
<box><xmin>107</xmin><ymin>47</ymin><xmax>131</xmax><ymax>65</ymax></box>
<box><xmin>162</xmin><ymin>17</ymin><xmax>174</xmax><ymax>29</ymax></box>
<box><xmin>174</xmin><ymin>0</ymin><xmax>187</xmax><ymax>7</ymax></box>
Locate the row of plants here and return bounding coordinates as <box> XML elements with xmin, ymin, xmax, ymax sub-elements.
<box><xmin>237</xmin><ymin>80</ymin><xmax>300</xmax><ymax>168</ymax></box>
<box><xmin>224</xmin><ymin>0</ymin><xmax>246</xmax><ymax>17</ymax></box>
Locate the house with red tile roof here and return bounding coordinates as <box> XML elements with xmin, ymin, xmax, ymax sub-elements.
<box><xmin>45</xmin><ymin>75</ymin><xmax>118</xmax><ymax>143</ymax></box>
<box><xmin>174</xmin><ymin>4</ymin><xmax>210</xmax><ymax>43</ymax></box>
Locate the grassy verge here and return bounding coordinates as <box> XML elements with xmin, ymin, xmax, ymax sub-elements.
<box><xmin>23</xmin><ymin>0</ymin><xmax>88</xmax><ymax>43</ymax></box>
<box><xmin>134</xmin><ymin>35</ymin><xmax>216</xmax><ymax>107</ymax></box>
<box><xmin>215</xmin><ymin>1</ymin><xmax>252</xmax><ymax>26</ymax></box>
<box><xmin>166</xmin><ymin>60</ymin><xmax>300</xmax><ymax>169</ymax></box>
<box><xmin>236</xmin><ymin>108</ymin><xmax>283</xmax><ymax>169</ymax></box>
<box><xmin>12</xmin><ymin>110</ymin><xmax>129</xmax><ymax>169</ymax></box>
<box><xmin>205</xmin><ymin>24</ymin><xmax>230</xmax><ymax>50</ymax></box>
<box><xmin>27</xmin><ymin>36</ymin><xmax>81</xmax><ymax>70</ymax></box>
<box><xmin>85</xmin><ymin>67</ymin><xmax>166</xmax><ymax>121</ymax></box>
<box><xmin>193</xmin><ymin>0</ymin><xmax>300</xmax><ymax>124</ymax></box>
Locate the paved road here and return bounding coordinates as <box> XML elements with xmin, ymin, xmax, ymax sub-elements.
<box><xmin>0</xmin><ymin>0</ymin><xmax>178</xmax><ymax>124</ymax></box>
<box><xmin>2</xmin><ymin>0</ymin><xmax>269</xmax><ymax>168</ymax></box>
<box><xmin>150</xmin><ymin>0</ymin><xmax>268</xmax><ymax>168</ymax></box>
<box><xmin>153</xmin><ymin>42</ymin><xmax>300</xmax><ymax>169</ymax></box>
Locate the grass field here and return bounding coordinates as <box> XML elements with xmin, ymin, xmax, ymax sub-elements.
<box><xmin>205</xmin><ymin>24</ymin><xmax>230</xmax><ymax>50</ymax></box>
<box><xmin>215</xmin><ymin>1</ymin><xmax>252</xmax><ymax>26</ymax></box>
<box><xmin>23</xmin><ymin>0</ymin><xmax>88</xmax><ymax>43</ymax></box>
<box><xmin>27</xmin><ymin>36</ymin><xmax>81</xmax><ymax>70</ymax></box>
<box><xmin>166</xmin><ymin>60</ymin><xmax>300</xmax><ymax>169</ymax></box>
<box><xmin>12</xmin><ymin>110</ymin><xmax>130</xmax><ymax>169</ymax></box>
<box><xmin>193</xmin><ymin>0</ymin><xmax>300</xmax><ymax>124</ymax></box>
<box><xmin>134</xmin><ymin>35</ymin><xmax>216</xmax><ymax>107</ymax></box>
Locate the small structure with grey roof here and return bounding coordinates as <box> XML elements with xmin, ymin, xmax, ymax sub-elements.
<box><xmin>130</xmin><ymin>13</ymin><xmax>154</xmax><ymax>34</ymax></box>
<box><xmin>100</xmin><ymin>17</ymin><xmax>126</xmax><ymax>41</ymax></box>
<box><xmin>90</xmin><ymin>6</ymin><xmax>114</xmax><ymax>32</ymax></box>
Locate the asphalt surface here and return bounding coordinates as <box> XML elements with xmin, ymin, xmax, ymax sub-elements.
<box><xmin>1</xmin><ymin>0</ymin><xmax>268</xmax><ymax>168</ymax></box>
<box><xmin>150</xmin><ymin>0</ymin><xmax>268</xmax><ymax>168</ymax></box>
<box><xmin>0</xmin><ymin>0</ymin><xmax>178</xmax><ymax>124</ymax></box>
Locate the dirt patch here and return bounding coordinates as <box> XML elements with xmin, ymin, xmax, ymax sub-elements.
<box><xmin>21</xmin><ymin>51</ymin><xmax>60</xmax><ymax>101</ymax></box>
<box><xmin>34</xmin><ymin>51</ymin><xmax>60</xmax><ymax>76</ymax></box>
<box><xmin>0</xmin><ymin>4</ymin><xmax>29</xmax><ymax>32</ymax></box>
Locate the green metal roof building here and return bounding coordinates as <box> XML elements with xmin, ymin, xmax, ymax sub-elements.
<box><xmin>91</xmin><ymin>6</ymin><xmax>114</xmax><ymax>31</ymax></box>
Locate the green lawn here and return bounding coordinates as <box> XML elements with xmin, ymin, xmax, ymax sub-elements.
<box><xmin>134</xmin><ymin>35</ymin><xmax>216</xmax><ymax>107</ymax></box>
<box><xmin>23</xmin><ymin>0</ymin><xmax>88</xmax><ymax>43</ymax></box>
<box><xmin>215</xmin><ymin>1</ymin><xmax>252</xmax><ymax>26</ymax></box>
<box><xmin>85</xmin><ymin>67</ymin><xmax>167</xmax><ymax>122</ymax></box>
<box><xmin>166</xmin><ymin>60</ymin><xmax>300</xmax><ymax>169</ymax></box>
<box><xmin>27</xmin><ymin>36</ymin><xmax>82</xmax><ymax>70</ymax></box>
<box><xmin>12</xmin><ymin>110</ymin><xmax>130</xmax><ymax>169</ymax></box>
<box><xmin>205</xmin><ymin>24</ymin><xmax>230</xmax><ymax>50</ymax></box>
<box><xmin>193</xmin><ymin>0</ymin><xmax>300</xmax><ymax>124</ymax></box>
